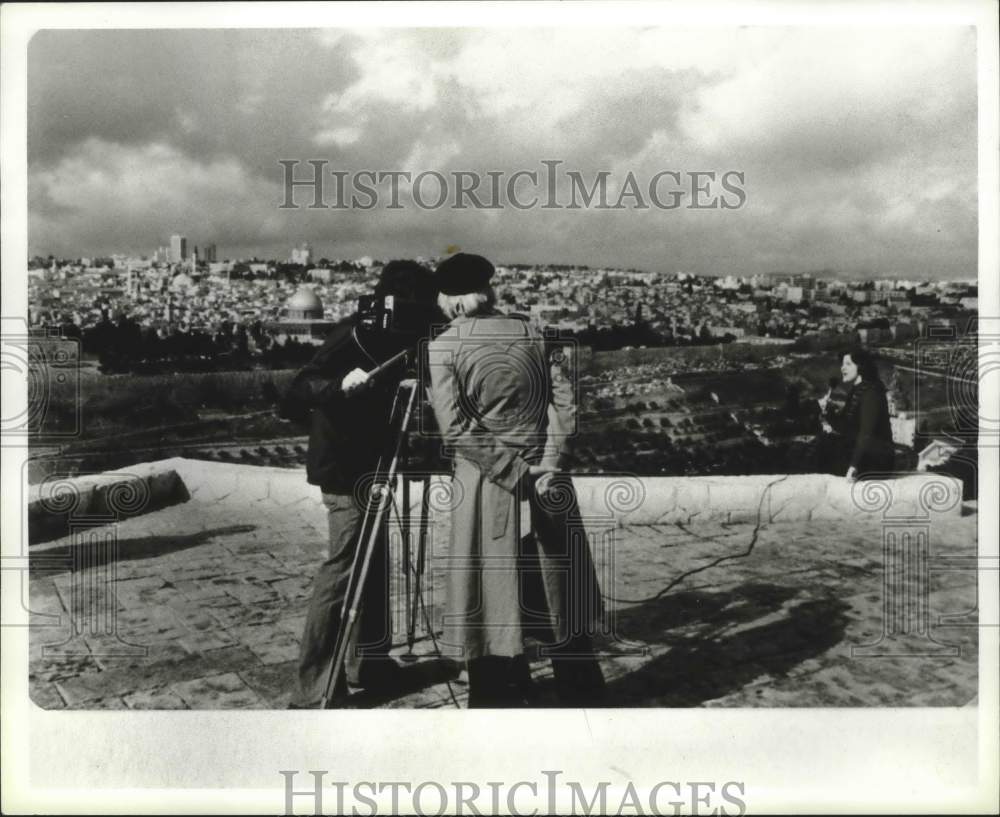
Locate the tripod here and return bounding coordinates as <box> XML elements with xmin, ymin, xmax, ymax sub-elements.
<box><xmin>318</xmin><ymin>378</ymin><xmax>434</xmax><ymax>708</ymax></box>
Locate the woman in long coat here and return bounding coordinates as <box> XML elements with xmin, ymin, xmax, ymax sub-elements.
<box><xmin>427</xmin><ymin>254</ymin><xmax>606</xmax><ymax>707</ymax></box>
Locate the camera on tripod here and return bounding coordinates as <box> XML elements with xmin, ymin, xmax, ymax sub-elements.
<box><xmin>350</xmin><ymin>294</ymin><xmax>446</xmax><ymax>476</ymax></box>
<box><xmin>357</xmin><ymin>293</ymin><xmax>441</xmax><ymax>337</ymax></box>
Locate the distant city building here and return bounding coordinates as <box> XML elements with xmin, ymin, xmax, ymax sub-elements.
<box><xmin>783</xmin><ymin>286</ymin><xmax>804</xmax><ymax>304</ymax></box>
<box><xmin>707</xmin><ymin>325</ymin><xmax>745</xmax><ymax>338</ymax></box>
<box><xmin>170</xmin><ymin>272</ymin><xmax>196</xmax><ymax>294</ymax></box>
<box><xmin>203</xmin><ymin>244</ymin><xmax>218</xmax><ymax>263</ymax></box>
<box><xmin>308</xmin><ymin>267</ymin><xmax>335</xmax><ymax>283</ymax></box>
<box><xmin>857</xmin><ymin>326</ymin><xmax>890</xmax><ymax>344</ymax></box>
<box><xmin>265</xmin><ymin>285</ymin><xmax>337</xmax><ymax>345</ymax></box>
<box><xmin>291</xmin><ymin>243</ymin><xmax>312</xmax><ymax>266</ymax></box>
<box><xmin>742</xmin><ymin>335</ymin><xmax>797</xmax><ymax>345</ymax></box>
<box><xmin>285</xmin><ymin>287</ymin><xmax>323</xmax><ymax>320</ymax></box>
<box><xmin>169</xmin><ymin>234</ymin><xmax>188</xmax><ymax>263</ymax></box>
<box><xmin>778</xmin><ymin>273</ymin><xmax>815</xmax><ymax>289</ymax></box>
<box><xmin>530</xmin><ymin>303</ymin><xmax>565</xmax><ymax>323</ymax></box>
<box><xmin>853</xmin><ymin>289</ymin><xmax>890</xmax><ymax>304</ymax></box>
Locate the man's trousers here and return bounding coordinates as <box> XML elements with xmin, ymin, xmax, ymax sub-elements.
<box><xmin>292</xmin><ymin>491</ymin><xmax>391</xmax><ymax>707</ymax></box>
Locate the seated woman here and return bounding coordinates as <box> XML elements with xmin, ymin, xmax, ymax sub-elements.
<box><xmin>815</xmin><ymin>347</ymin><xmax>895</xmax><ymax>482</ymax></box>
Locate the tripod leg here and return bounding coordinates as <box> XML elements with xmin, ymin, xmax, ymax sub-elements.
<box><xmin>321</xmin><ymin>487</ymin><xmax>391</xmax><ymax>707</ymax></box>
<box><xmin>408</xmin><ymin>476</ymin><xmax>431</xmax><ymax>653</ymax></box>
<box><xmin>402</xmin><ymin>474</ymin><xmax>412</xmax><ymax>651</ymax></box>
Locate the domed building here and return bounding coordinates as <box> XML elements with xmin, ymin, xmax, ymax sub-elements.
<box><xmin>266</xmin><ymin>285</ymin><xmax>338</xmax><ymax>345</ymax></box>
<box><xmin>285</xmin><ymin>286</ymin><xmax>324</xmax><ymax>320</ymax></box>
<box><xmin>169</xmin><ymin>271</ymin><xmax>196</xmax><ymax>293</ymax></box>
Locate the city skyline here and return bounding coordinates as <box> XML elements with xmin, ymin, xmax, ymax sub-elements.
<box><xmin>28</xmin><ymin>243</ymin><xmax>979</xmax><ymax>286</ymax></box>
<box><xmin>28</xmin><ymin>27</ymin><xmax>978</xmax><ymax>279</ymax></box>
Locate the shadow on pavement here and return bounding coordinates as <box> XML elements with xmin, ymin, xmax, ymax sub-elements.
<box><xmin>29</xmin><ymin>524</ymin><xmax>258</xmax><ymax>572</ymax></box>
<box><xmin>597</xmin><ymin>582</ymin><xmax>849</xmax><ymax>706</ymax></box>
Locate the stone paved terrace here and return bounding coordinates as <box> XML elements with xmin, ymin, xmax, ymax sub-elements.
<box><xmin>26</xmin><ymin>460</ymin><xmax>978</xmax><ymax>709</ymax></box>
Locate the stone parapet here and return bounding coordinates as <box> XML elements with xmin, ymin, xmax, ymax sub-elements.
<box><xmin>28</xmin><ymin>461</ymin><xmax>190</xmax><ymax>544</ymax></box>
<box><xmin>569</xmin><ymin>472</ymin><xmax>963</xmax><ymax>527</ymax></box>
<box><xmin>27</xmin><ymin>459</ymin><xmax>963</xmax><ymax>545</ymax></box>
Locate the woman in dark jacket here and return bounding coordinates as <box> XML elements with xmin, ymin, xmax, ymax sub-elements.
<box><xmin>817</xmin><ymin>347</ymin><xmax>895</xmax><ymax>481</ymax></box>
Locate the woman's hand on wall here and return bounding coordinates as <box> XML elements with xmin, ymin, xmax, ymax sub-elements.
<box><xmin>529</xmin><ymin>464</ymin><xmax>556</xmax><ymax>497</ymax></box>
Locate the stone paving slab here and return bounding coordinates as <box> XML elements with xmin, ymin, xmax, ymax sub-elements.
<box><xmin>170</xmin><ymin>672</ymin><xmax>265</xmax><ymax>708</ymax></box>
<box><xmin>123</xmin><ymin>686</ymin><xmax>190</xmax><ymax>710</ymax></box>
<box><xmin>29</xmin><ymin>681</ymin><xmax>66</xmax><ymax>710</ymax></box>
<box><xmin>27</xmin><ymin>465</ymin><xmax>979</xmax><ymax>709</ymax></box>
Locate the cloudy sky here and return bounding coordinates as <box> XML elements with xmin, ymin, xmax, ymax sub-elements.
<box><xmin>28</xmin><ymin>26</ymin><xmax>977</xmax><ymax>278</ymax></box>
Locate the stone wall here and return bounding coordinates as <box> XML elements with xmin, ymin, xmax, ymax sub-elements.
<box><xmin>27</xmin><ymin>458</ymin><xmax>963</xmax><ymax>545</ymax></box>
<box><xmin>27</xmin><ymin>461</ymin><xmax>191</xmax><ymax>544</ymax></box>
<box><xmin>568</xmin><ymin>472</ymin><xmax>962</xmax><ymax>527</ymax></box>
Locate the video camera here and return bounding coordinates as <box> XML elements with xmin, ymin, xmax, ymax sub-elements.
<box><xmin>357</xmin><ymin>294</ymin><xmax>441</xmax><ymax>337</ymax></box>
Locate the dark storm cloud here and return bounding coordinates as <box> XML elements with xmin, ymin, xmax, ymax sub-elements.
<box><xmin>27</xmin><ymin>27</ymin><xmax>978</xmax><ymax>279</ymax></box>
<box><xmin>29</xmin><ymin>29</ymin><xmax>358</xmax><ymax>173</ymax></box>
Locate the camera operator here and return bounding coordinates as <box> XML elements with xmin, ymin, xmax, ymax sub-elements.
<box><xmin>280</xmin><ymin>260</ymin><xmax>439</xmax><ymax>708</ymax></box>
<box><xmin>427</xmin><ymin>253</ymin><xmax>607</xmax><ymax>707</ymax></box>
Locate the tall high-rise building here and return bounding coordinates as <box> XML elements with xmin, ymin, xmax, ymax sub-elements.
<box><xmin>291</xmin><ymin>242</ymin><xmax>312</xmax><ymax>266</ymax></box>
<box><xmin>203</xmin><ymin>243</ymin><xmax>217</xmax><ymax>263</ymax></box>
<box><xmin>169</xmin><ymin>234</ymin><xmax>187</xmax><ymax>263</ymax></box>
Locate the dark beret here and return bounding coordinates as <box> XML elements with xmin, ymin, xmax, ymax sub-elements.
<box><xmin>434</xmin><ymin>253</ymin><xmax>495</xmax><ymax>296</ymax></box>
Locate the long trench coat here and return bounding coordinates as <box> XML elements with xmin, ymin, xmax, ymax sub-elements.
<box><xmin>427</xmin><ymin>311</ymin><xmax>603</xmax><ymax>661</ymax></box>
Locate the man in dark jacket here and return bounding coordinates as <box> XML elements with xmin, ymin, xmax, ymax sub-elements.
<box><xmin>280</xmin><ymin>260</ymin><xmax>439</xmax><ymax>706</ymax></box>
